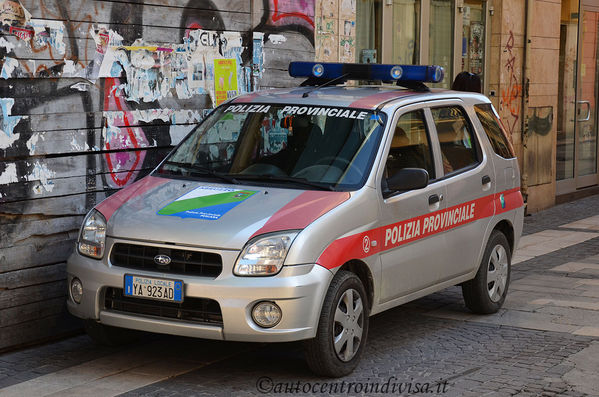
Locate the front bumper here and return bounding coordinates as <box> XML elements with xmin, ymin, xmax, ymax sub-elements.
<box><xmin>66</xmin><ymin>239</ymin><xmax>333</xmax><ymax>342</ymax></box>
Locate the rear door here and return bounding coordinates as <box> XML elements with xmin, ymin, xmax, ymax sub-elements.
<box><xmin>377</xmin><ymin>104</ymin><xmax>447</xmax><ymax>303</ymax></box>
<box><xmin>473</xmin><ymin>103</ymin><xmax>519</xmax><ymax>192</ymax></box>
<box><xmin>427</xmin><ymin>100</ymin><xmax>496</xmax><ymax>281</ymax></box>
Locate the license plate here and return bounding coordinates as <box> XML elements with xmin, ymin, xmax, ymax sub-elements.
<box><xmin>124</xmin><ymin>275</ymin><xmax>183</xmax><ymax>303</ymax></box>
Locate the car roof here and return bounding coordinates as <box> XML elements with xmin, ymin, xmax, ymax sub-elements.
<box><xmin>232</xmin><ymin>85</ymin><xmax>491</xmax><ymax>110</ymax></box>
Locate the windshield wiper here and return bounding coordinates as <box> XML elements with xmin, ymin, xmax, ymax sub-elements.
<box><xmin>162</xmin><ymin>161</ymin><xmax>239</xmax><ymax>184</ymax></box>
<box><xmin>228</xmin><ymin>174</ymin><xmax>336</xmax><ymax>191</ymax></box>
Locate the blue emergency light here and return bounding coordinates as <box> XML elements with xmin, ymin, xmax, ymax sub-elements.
<box><xmin>289</xmin><ymin>62</ymin><xmax>445</xmax><ymax>85</ymax></box>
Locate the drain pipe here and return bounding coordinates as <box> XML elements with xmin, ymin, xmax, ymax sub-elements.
<box><xmin>520</xmin><ymin>0</ymin><xmax>533</xmax><ymax>211</ymax></box>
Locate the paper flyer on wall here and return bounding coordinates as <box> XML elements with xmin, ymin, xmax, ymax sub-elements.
<box><xmin>214</xmin><ymin>58</ymin><xmax>238</xmax><ymax>106</ymax></box>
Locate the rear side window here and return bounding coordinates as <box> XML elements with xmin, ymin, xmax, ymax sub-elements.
<box><xmin>431</xmin><ymin>106</ymin><xmax>480</xmax><ymax>175</ymax></box>
<box><xmin>474</xmin><ymin>104</ymin><xmax>515</xmax><ymax>159</ymax></box>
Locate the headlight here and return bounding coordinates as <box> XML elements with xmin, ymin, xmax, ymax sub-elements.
<box><xmin>234</xmin><ymin>232</ymin><xmax>298</xmax><ymax>276</ymax></box>
<box><xmin>78</xmin><ymin>209</ymin><xmax>107</xmax><ymax>259</ymax></box>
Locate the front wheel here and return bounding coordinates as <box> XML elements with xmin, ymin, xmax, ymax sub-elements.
<box><xmin>304</xmin><ymin>270</ymin><xmax>369</xmax><ymax>377</ymax></box>
<box><xmin>462</xmin><ymin>230</ymin><xmax>511</xmax><ymax>314</ymax></box>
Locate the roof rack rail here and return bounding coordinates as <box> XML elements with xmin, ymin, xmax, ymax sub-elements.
<box><xmin>289</xmin><ymin>62</ymin><xmax>444</xmax><ymax>92</ymax></box>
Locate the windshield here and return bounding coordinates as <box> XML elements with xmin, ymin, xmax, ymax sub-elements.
<box><xmin>156</xmin><ymin>103</ymin><xmax>387</xmax><ymax>190</ymax></box>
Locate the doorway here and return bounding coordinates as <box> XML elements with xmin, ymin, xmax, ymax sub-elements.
<box><xmin>380</xmin><ymin>0</ymin><xmax>489</xmax><ymax>90</ymax></box>
<box><xmin>557</xmin><ymin>0</ymin><xmax>599</xmax><ymax>193</ymax></box>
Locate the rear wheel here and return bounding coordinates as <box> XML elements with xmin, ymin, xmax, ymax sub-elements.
<box><xmin>462</xmin><ymin>230</ymin><xmax>511</xmax><ymax>314</ymax></box>
<box><xmin>304</xmin><ymin>270</ymin><xmax>369</xmax><ymax>377</ymax></box>
<box><xmin>84</xmin><ymin>320</ymin><xmax>141</xmax><ymax>346</ymax></box>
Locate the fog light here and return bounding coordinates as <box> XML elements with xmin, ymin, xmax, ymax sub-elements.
<box><xmin>71</xmin><ymin>278</ymin><xmax>83</xmax><ymax>304</ymax></box>
<box><xmin>252</xmin><ymin>301</ymin><xmax>282</xmax><ymax>328</ymax></box>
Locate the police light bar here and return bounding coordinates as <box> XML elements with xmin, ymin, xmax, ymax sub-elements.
<box><xmin>289</xmin><ymin>62</ymin><xmax>445</xmax><ymax>84</ymax></box>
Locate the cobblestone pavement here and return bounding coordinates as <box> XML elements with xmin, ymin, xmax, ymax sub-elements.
<box><xmin>2</xmin><ymin>196</ymin><xmax>599</xmax><ymax>396</ymax></box>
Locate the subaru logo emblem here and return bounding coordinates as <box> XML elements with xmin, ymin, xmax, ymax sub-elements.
<box><xmin>154</xmin><ymin>254</ymin><xmax>171</xmax><ymax>266</ymax></box>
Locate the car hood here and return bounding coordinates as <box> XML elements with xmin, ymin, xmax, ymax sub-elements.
<box><xmin>95</xmin><ymin>175</ymin><xmax>350</xmax><ymax>250</ymax></box>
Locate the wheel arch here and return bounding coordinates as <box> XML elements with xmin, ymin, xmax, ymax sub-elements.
<box><xmin>337</xmin><ymin>259</ymin><xmax>375</xmax><ymax>311</ymax></box>
<box><xmin>492</xmin><ymin>219</ymin><xmax>515</xmax><ymax>255</ymax></box>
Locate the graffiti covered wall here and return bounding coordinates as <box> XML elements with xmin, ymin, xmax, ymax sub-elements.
<box><xmin>487</xmin><ymin>0</ymin><xmax>561</xmax><ymax>212</ymax></box>
<box><xmin>0</xmin><ymin>0</ymin><xmax>314</xmax><ymax>350</ymax></box>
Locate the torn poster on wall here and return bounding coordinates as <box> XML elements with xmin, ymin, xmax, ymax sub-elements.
<box><xmin>0</xmin><ymin>97</ymin><xmax>24</xmax><ymax>149</ymax></box>
<box><xmin>0</xmin><ymin>0</ymin><xmax>66</xmax><ymax>55</ymax></box>
<box><xmin>96</xmin><ymin>29</ymin><xmax>253</xmax><ymax>105</ymax></box>
<box><xmin>0</xmin><ymin>0</ymin><xmax>266</xmax><ymax>106</ymax></box>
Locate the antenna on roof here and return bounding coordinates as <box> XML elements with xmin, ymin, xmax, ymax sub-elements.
<box><xmin>288</xmin><ymin>62</ymin><xmax>445</xmax><ymax>92</ymax></box>
<box><xmin>301</xmin><ymin>73</ymin><xmax>349</xmax><ymax>97</ymax></box>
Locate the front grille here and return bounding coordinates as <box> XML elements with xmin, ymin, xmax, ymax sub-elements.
<box><xmin>110</xmin><ymin>243</ymin><xmax>222</xmax><ymax>278</ymax></box>
<box><xmin>104</xmin><ymin>288</ymin><xmax>223</xmax><ymax>326</ymax></box>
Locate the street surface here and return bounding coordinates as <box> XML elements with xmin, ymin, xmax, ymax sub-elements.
<box><xmin>2</xmin><ymin>196</ymin><xmax>599</xmax><ymax>396</ymax></box>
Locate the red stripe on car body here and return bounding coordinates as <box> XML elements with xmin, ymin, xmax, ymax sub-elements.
<box><xmin>251</xmin><ymin>191</ymin><xmax>350</xmax><ymax>239</ymax></box>
<box><xmin>349</xmin><ymin>90</ymin><xmax>417</xmax><ymax>109</ymax></box>
<box><xmin>234</xmin><ymin>92</ymin><xmax>261</xmax><ymax>103</ymax></box>
<box><xmin>316</xmin><ymin>188</ymin><xmax>523</xmax><ymax>269</ymax></box>
<box><xmin>96</xmin><ymin>176</ymin><xmax>168</xmax><ymax>221</ymax></box>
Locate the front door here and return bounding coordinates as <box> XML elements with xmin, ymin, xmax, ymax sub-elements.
<box><xmin>377</xmin><ymin>106</ymin><xmax>447</xmax><ymax>303</ymax></box>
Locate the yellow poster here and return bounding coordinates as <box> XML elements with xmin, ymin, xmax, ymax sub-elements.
<box><xmin>214</xmin><ymin>59</ymin><xmax>238</xmax><ymax>106</ymax></box>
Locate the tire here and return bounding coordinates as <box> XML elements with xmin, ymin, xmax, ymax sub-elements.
<box><xmin>304</xmin><ymin>270</ymin><xmax>369</xmax><ymax>377</ymax></box>
<box><xmin>462</xmin><ymin>230</ymin><xmax>511</xmax><ymax>314</ymax></box>
<box><xmin>84</xmin><ymin>320</ymin><xmax>141</xmax><ymax>346</ymax></box>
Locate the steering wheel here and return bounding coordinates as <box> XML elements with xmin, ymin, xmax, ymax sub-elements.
<box><xmin>293</xmin><ymin>156</ymin><xmax>363</xmax><ymax>182</ymax></box>
<box><xmin>313</xmin><ymin>156</ymin><xmax>350</xmax><ymax>167</ymax></box>
<box><xmin>240</xmin><ymin>163</ymin><xmax>287</xmax><ymax>176</ymax></box>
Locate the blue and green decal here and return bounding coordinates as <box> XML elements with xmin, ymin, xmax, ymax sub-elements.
<box><xmin>157</xmin><ymin>186</ymin><xmax>258</xmax><ymax>220</ymax></box>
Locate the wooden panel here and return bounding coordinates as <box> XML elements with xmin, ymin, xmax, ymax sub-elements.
<box><xmin>0</xmin><ymin>192</ymin><xmax>96</xmax><ymax>216</ymax></box>
<box><xmin>0</xmin><ymin>280</ymin><xmax>67</xmax><ymax>310</ymax></box>
<box><xmin>0</xmin><ymin>309</ymin><xmax>81</xmax><ymax>352</ymax></box>
<box><xmin>0</xmin><ymin>215</ymin><xmax>82</xmax><ymax>248</ymax></box>
<box><xmin>0</xmin><ymin>297</ymin><xmax>67</xmax><ymax>328</ymax></box>
<box><xmin>9</xmin><ymin>127</ymin><xmax>173</xmax><ymax>158</ymax></box>
<box><xmin>0</xmin><ymin>263</ymin><xmax>67</xmax><ymax>290</ymax></box>
<box><xmin>0</xmin><ymin>240</ymin><xmax>77</xmax><ymax>272</ymax></box>
<box><xmin>525</xmin><ymin>105</ymin><xmax>554</xmax><ymax>186</ymax></box>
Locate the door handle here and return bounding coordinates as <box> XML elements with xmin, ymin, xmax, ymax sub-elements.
<box><xmin>429</xmin><ymin>194</ymin><xmax>440</xmax><ymax>205</ymax></box>
<box><xmin>577</xmin><ymin>100</ymin><xmax>591</xmax><ymax>122</ymax></box>
<box><xmin>482</xmin><ymin>175</ymin><xmax>491</xmax><ymax>185</ymax></box>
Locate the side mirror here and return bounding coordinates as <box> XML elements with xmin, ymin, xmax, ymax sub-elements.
<box><xmin>385</xmin><ymin>168</ymin><xmax>429</xmax><ymax>194</ymax></box>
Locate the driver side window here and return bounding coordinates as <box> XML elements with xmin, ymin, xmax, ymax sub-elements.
<box><xmin>385</xmin><ymin>109</ymin><xmax>436</xmax><ymax>180</ymax></box>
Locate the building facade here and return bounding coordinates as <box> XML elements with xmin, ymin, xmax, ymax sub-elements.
<box><xmin>316</xmin><ymin>0</ymin><xmax>599</xmax><ymax>213</ymax></box>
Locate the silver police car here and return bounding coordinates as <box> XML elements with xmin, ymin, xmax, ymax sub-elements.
<box><xmin>67</xmin><ymin>62</ymin><xmax>524</xmax><ymax>377</ymax></box>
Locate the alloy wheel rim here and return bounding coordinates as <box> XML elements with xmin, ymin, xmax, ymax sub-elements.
<box><xmin>487</xmin><ymin>244</ymin><xmax>509</xmax><ymax>302</ymax></box>
<box><xmin>333</xmin><ymin>288</ymin><xmax>364</xmax><ymax>362</ymax></box>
